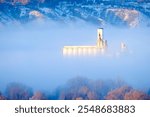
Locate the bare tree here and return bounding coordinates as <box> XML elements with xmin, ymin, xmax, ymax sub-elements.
<box><xmin>124</xmin><ymin>90</ymin><xmax>150</xmax><ymax>100</ymax></box>
<box><xmin>5</xmin><ymin>83</ymin><xmax>33</xmax><ymax>100</ymax></box>
<box><xmin>0</xmin><ymin>92</ymin><xmax>6</xmax><ymax>100</ymax></box>
<box><xmin>105</xmin><ymin>86</ymin><xmax>150</xmax><ymax>100</ymax></box>
<box><xmin>59</xmin><ymin>77</ymin><xmax>103</xmax><ymax>100</ymax></box>
<box><xmin>105</xmin><ymin>86</ymin><xmax>132</xmax><ymax>100</ymax></box>
<box><xmin>30</xmin><ymin>91</ymin><xmax>47</xmax><ymax>100</ymax></box>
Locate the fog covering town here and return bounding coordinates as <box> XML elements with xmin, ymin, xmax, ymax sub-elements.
<box><xmin>0</xmin><ymin>0</ymin><xmax>150</xmax><ymax>100</ymax></box>
<box><xmin>0</xmin><ymin>20</ymin><xmax>150</xmax><ymax>100</ymax></box>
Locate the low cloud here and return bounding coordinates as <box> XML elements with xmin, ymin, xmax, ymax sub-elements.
<box><xmin>0</xmin><ymin>20</ymin><xmax>150</xmax><ymax>92</ymax></box>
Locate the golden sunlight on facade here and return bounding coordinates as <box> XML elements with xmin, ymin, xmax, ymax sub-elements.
<box><xmin>63</xmin><ymin>28</ymin><xmax>107</xmax><ymax>56</ymax></box>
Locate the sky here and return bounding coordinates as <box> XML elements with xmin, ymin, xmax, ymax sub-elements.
<box><xmin>0</xmin><ymin>20</ymin><xmax>150</xmax><ymax>92</ymax></box>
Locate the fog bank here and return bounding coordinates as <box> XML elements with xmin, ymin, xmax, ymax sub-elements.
<box><xmin>0</xmin><ymin>21</ymin><xmax>150</xmax><ymax>91</ymax></box>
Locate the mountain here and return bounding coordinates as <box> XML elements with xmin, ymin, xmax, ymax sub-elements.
<box><xmin>0</xmin><ymin>0</ymin><xmax>150</xmax><ymax>27</ymax></box>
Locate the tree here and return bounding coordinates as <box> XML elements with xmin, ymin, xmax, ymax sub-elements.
<box><xmin>105</xmin><ymin>86</ymin><xmax>132</xmax><ymax>100</ymax></box>
<box><xmin>59</xmin><ymin>77</ymin><xmax>91</xmax><ymax>100</ymax></box>
<box><xmin>30</xmin><ymin>91</ymin><xmax>47</xmax><ymax>100</ymax></box>
<box><xmin>105</xmin><ymin>86</ymin><xmax>150</xmax><ymax>100</ymax></box>
<box><xmin>59</xmin><ymin>77</ymin><xmax>100</xmax><ymax>100</ymax></box>
<box><xmin>0</xmin><ymin>92</ymin><xmax>6</xmax><ymax>100</ymax></box>
<box><xmin>124</xmin><ymin>90</ymin><xmax>150</xmax><ymax>100</ymax></box>
<box><xmin>5</xmin><ymin>83</ymin><xmax>33</xmax><ymax>100</ymax></box>
<box><xmin>92</xmin><ymin>80</ymin><xmax>110</xmax><ymax>99</ymax></box>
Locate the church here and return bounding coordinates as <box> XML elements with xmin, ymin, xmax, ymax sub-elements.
<box><xmin>63</xmin><ymin>28</ymin><xmax>107</xmax><ymax>56</ymax></box>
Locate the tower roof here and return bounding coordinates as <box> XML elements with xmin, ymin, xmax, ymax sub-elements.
<box><xmin>98</xmin><ymin>28</ymin><xmax>103</xmax><ymax>30</ymax></box>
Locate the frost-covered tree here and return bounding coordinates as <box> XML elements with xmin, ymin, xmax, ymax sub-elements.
<box><xmin>5</xmin><ymin>83</ymin><xmax>33</xmax><ymax>100</ymax></box>
<box><xmin>59</xmin><ymin>77</ymin><xmax>98</xmax><ymax>100</ymax></box>
<box><xmin>59</xmin><ymin>77</ymin><xmax>117</xmax><ymax>100</ymax></box>
<box><xmin>105</xmin><ymin>86</ymin><xmax>132</xmax><ymax>100</ymax></box>
<box><xmin>124</xmin><ymin>90</ymin><xmax>150</xmax><ymax>100</ymax></box>
<box><xmin>105</xmin><ymin>86</ymin><xmax>150</xmax><ymax>100</ymax></box>
<box><xmin>30</xmin><ymin>91</ymin><xmax>47</xmax><ymax>100</ymax></box>
<box><xmin>0</xmin><ymin>92</ymin><xmax>6</xmax><ymax>100</ymax></box>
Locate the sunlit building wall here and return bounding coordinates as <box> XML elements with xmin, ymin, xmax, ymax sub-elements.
<box><xmin>63</xmin><ymin>28</ymin><xmax>107</xmax><ymax>56</ymax></box>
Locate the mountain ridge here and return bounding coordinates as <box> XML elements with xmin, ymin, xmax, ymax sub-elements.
<box><xmin>0</xmin><ymin>1</ymin><xmax>150</xmax><ymax>27</ymax></box>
